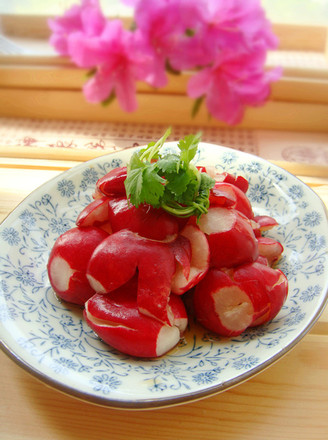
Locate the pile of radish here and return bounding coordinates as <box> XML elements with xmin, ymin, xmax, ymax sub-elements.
<box><xmin>47</xmin><ymin>165</ymin><xmax>288</xmax><ymax>358</ymax></box>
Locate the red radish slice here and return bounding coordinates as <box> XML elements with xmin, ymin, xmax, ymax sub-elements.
<box><xmin>254</xmin><ymin>215</ymin><xmax>279</xmax><ymax>232</ymax></box>
<box><xmin>84</xmin><ymin>279</ymin><xmax>187</xmax><ymax>358</ymax></box>
<box><xmin>232</xmin><ymin>262</ymin><xmax>288</xmax><ymax>323</ymax></box>
<box><xmin>96</xmin><ymin>166</ymin><xmax>127</xmax><ymax>196</ymax></box>
<box><xmin>251</xmin><ymin>219</ymin><xmax>261</xmax><ymax>238</ymax></box>
<box><xmin>86</xmin><ymin>229</ymin><xmax>176</xmax><ymax>325</ymax></box>
<box><xmin>196</xmin><ymin>165</ymin><xmax>208</xmax><ymax>174</ymax></box>
<box><xmin>215</xmin><ymin>172</ymin><xmax>249</xmax><ymax>193</ymax></box>
<box><xmin>265</xmin><ymin>271</ymin><xmax>288</xmax><ymax>321</ymax></box>
<box><xmin>255</xmin><ymin>255</ymin><xmax>270</xmax><ymax>266</ymax></box>
<box><xmin>209</xmin><ymin>183</ymin><xmax>236</xmax><ymax>208</ymax></box>
<box><xmin>257</xmin><ymin>236</ymin><xmax>284</xmax><ymax>266</ymax></box>
<box><xmin>239</xmin><ymin>279</ymin><xmax>271</xmax><ymax>326</ymax></box>
<box><xmin>92</xmin><ymin>187</ymin><xmax>104</xmax><ymax>200</ymax></box>
<box><xmin>198</xmin><ymin>207</ymin><xmax>259</xmax><ymax>269</ymax></box>
<box><xmin>169</xmin><ymin>293</ymin><xmax>188</xmax><ymax>334</ymax></box>
<box><xmin>98</xmin><ymin>221</ymin><xmax>113</xmax><ymax>234</ymax></box>
<box><xmin>76</xmin><ymin>197</ymin><xmax>109</xmax><ymax>227</ymax></box>
<box><xmin>234</xmin><ymin>176</ymin><xmax>249</xmax><ymax>193</ymax></box>
<box><xmin>47</xmin><ymin>226</ymin><xmax>109</xmax><ymax>305</ymax></box>
<box><xmin>210</xmin><ymin>182</ymin><xmax>253</xmax><ymax>219</ymax></box>
<box><xmin>193</xmin><ymin>269</ymin><xmax>269</xmax><ymax>337</ymax></box>
<box><xmin>171</xmin><ymin>225</ymin><xmax>210</xmax><ymax>295</ymax></box>
<box><xmin>169</xmin><ymin>234</ymin><xmax>192</xmax><ymax>281</ymax></box>
<box><xmin>107</xmin><ymin>197</ymin><xmax>178</xmax><ymax>242</ymax></box>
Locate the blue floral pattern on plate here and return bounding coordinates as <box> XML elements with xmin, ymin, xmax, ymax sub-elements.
<box><xmin>0</xmin><ymin>143</ymin><xmax>327</xmax><ymax>409</ymax></box>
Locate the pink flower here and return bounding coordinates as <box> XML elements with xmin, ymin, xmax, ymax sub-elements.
<box><xmin>132</xmin><ymin>0</ymin><xmax>209</xmax><ymax>86</ymax></box>
<box><xmin>48</xmin><ymin>0</ymin><xmax>106</xmax><ymax>56</ymax></box>
<box><xmin>48</xmin><ymin>0</ymin><xmax>281</xmax><ymax>123</ymax></box>
<box><xmin>121</xmin><ymin>0</ymin><xmax>141</xmax><ymax>6</ymax></box>
<box><xmin>132</xmin><ymin>0</ymin><xmax>183</xmax><ymax>87</ymax></box>
<box><xmin>206</xmin><ymin>0</ymin><xmax>278</xmax><ymax>49</ymax></box>
<box><xmin>187</xmin><ymin>47</ymin><xmax>282</xmax><ymax>125</ymax></box>
<box><xmin>181</xmin><ymin>0</ymin><xmax>278</xmax><ymax>67</ymax></box>
<box><xmin>80</xmin><ymin>20</ymin><xmax>153</xmax><ymax>112</ymax></box>
<box><xmin>50</xmin><ymin>0</ymin><xmax>156</xmax><ymax>112</ymax></box>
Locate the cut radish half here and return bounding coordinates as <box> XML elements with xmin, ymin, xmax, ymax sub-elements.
<box><xmin>96</xmin><ymin>166</ymin><xmax>127</xmax><ymax>197</ymax></box>
<box><xmin>87</xmin><ymin>229</ymin><xmax>176</xmax><ymax>325</ymax></box>
<box><xmin>232</xmin><ymin>262</ymin><xmax>288</xmax><ymax>323</ymax></box>
<box><xmin>210</xmin><ymin>182</ymin><xmax>253</xmax><ymax>218</ymax></box>
<box><xmin>215</xmin><ymin>172</ymin><xmax>249</xmax><ymax>193</ymax></box>
<box><xmin>84</xmin><ymin>279</ymin><xmax>187</xmax><ymax>358</ymax></box>
<box><xmin>198</xmin><ymin>207</ymin><xmax>259</xmax><ymax>269</ymax></box>
<box><xmin>107</xmin><ymin>197</ymin><xmax>178</xmax><ymax>242</ymax></box>
<box><xmin>76</xmin><ymin>197</ymin><xmax>109</xmax><ymax>228</ymax></box>
<box><xmin>47</xmin><ymin>226</ymin><xmax>108</xmax><ymax>305</ymax></box>
<box><xmin>257</xmin><ymin>236</ymin><xmax>284</xmax><ymax>266</ymax></box>
<box><xmin>171</xmin><ymin>225</ymin><xmax>210</xmax><ymax>295</ymax></box>
<box><xmin>254</xmin><ymin>215</ymin><xmax>279</xmax><ymax>232</ymax></box>
<box><xmin>193</xmin><ymin>269</ymin><xmax>268</xmax><ymax>337</ymax></box>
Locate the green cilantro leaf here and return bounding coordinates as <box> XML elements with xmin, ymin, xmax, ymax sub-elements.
<box><xmin>178</xmin><ymin>132</ymin><xmax>201</xmax><ymax>168</ymax></box>
<box><xmin>165</xmin><ymin>169</ymin><xmax>191</xmax><ymax>197</ymax></box>
<box><xmin>140</xmin><ymin>164</ymin><xmax>166</xmax><ymax>207</ymax></box>
<box><xmin>124</xmin><ymin>167</ymin><xmax>145</xmax><ymax>207</ymax></box>
<box><xmin>156</xmin><ymin>154</ymin><xmax>180</xmax><ymax>174</ymax></box>
<box><xmin>199</xmin><ymin>171</ymin><xmax>216</xmax><ymax>191</ymax></box>
<box><xmin>124</xmin><ymin>128</ymin><xmax>215</xmax><ymax>219</ymax></box>
<box><xmin>125</xmin><ymin>163</ymin><xmax>165</xmax><ymax>208</ymax></box>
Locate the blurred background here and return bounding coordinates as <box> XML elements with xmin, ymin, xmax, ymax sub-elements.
<box><xmin>1</xmin><ymin>0</ymin><xmax>328</xmax><ymax>24</ymax></box>
<box><xmin>0</xmin><ymin>0</ymin><xmax>327</xmax><ymax>162</ymax></box>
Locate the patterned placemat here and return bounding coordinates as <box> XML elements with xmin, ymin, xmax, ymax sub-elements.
<box><xmin>0</xmin><ymin>117</ymin><xmax>327</xmax><ymax>165</ymax></box>
<box><xmin>0</xmin><ymin>117</ymin><xmax>259</xmax><ymax>154</ymax></box>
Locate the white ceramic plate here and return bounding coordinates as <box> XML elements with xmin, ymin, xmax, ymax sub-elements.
<box><xmin>1</xmin><ymin>143</ymin><xmax>328</xmax><ymax>409</ymax></box>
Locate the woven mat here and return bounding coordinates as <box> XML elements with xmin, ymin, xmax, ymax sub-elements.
<box><xmin>0</xmin><ymin>117</ymin><xmax>327</xmax><ymax>165</ymax></box>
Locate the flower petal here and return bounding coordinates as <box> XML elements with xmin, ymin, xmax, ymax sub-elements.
<box><xmin>68</xmin><ymin>32</ymin><xmax>106</xmax><ymax>67</ymax></box>
<box><xmin>187</xmin><ymin>68</ymin><xmax>213</xmax><ymax>99</ymax></box>
<box><xmin>83</xmin><ymin>70</ymin><xmax>114</xmax><ymax>103</ymax></box>
<box><xmin>206</xmin><ymin>77</ymin><xmax>244</xmax><ymax>125</ymax></box>
<box><xmin>115</xmin><ymin>70</ymin><xmax>138</xmax><ymax>112</ymax></box>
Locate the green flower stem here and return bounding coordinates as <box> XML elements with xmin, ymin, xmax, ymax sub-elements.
<box><xmin>139</xmin><ymin>127</ymin><xmax>171</xmax><ymax>163</ymax></box>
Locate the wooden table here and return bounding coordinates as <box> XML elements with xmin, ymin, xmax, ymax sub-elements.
<box><xmin>1</xmin><ymin>155</ymin><xmax>328</xmax><ymax>440</ymax></box>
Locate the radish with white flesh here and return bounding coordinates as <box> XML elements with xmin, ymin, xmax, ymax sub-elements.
<box><xmin>198</xmin><ymin>207</ymin><xmax>259</xmax><ymax>269</ymax></box>
<box><xmin>255</xmin><ymin>255</ymin><xmax>270</xmax><ymax>266</ymax></box>
<box><xmin>107</xmin><ymin>197</ymin><xmax>179</xmax><ymax>242</ymax></box>
<box><xmin>257</xmin><ymin>236</ymin><xmax>284</xmax><ymax>266</ymax></box>
<box><xmin>96</xmin><ymin>166</ymin><xmax>127</xmax><ymax>197</ymax></box>
<box><xmin>169</xmin><ymin>234</ymin><xmax>192</xmax><ymax>282</ymax></box>
<box><xmin>47</xmin><ymin>226</ymin><xmax>108</xmax><ymax>305</ymax></box>
<box><xmin>208</xmin><ymin>183</ymin><xmax>236</xmax><ymax>208</ymax></box>
<box><xmin>84</xmin><ymin>278</ymin><xmax>187</xmax><ymax>357</ymax></box>
<box><xmin>169</xmin><ymin>293</ymin><xmax>188</xmax><ymax>334</ymax></box>
<box><xmin>254</xmin><ymin>215</ymin><xmax>279</xmax><ymax>233</ymax></box>
<box><xmin>171</xmin><ymin>225</ymin><xmax>210</xmax><ymax>295</ymax></box>
<box><xmin>46</xmin><ymin>129</ymin><xmax>290</xmax><ymax>358</ymax></box>
<box><xmin>232</xmin><ymin>262</ymin><xmax>288</xmax><ymax>323</ymax></box>
<box><xmin>92</xmin><ymin>187</ymin><xmax>105</xmax><ymax>200</ymax></box>
<box><xmin>193</xmin><ymin>268</ymin><xmax>270</xmax><ymax>337</ymax></box>
<box><xmin>76</xmin><ymin>196</ymin><xmax>109</xmax><ymax>228</ymax></box>
<box><xmin>209</xmin><ymin>182</ymin><xmax>254</xmax><ymax>219</ymax></box>
<box><xmin>87</xmin><ymin>229</ymin><xmax>176</xmax><ymax>325</ymax></box>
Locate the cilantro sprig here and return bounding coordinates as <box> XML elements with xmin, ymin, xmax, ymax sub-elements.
<box><xmin>124</xmin><ymin>128</ymin><xmax>215</xmax><ymax>219</ymax></box>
